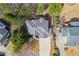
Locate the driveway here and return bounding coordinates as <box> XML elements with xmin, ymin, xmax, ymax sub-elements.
<box><xmin>39</xmin><ymin>37</ymin><xmax>51</xmax><ymax>56</ymax></box>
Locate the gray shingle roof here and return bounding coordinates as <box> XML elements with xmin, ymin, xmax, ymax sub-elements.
<box><xmin>26</xmin><ymin>17</ymin><xmax>50</xmax><ymax>38</ymax></box>
<box><xmin>27</xmin><ymin>17</ymin><xmax>48</xmax><ymax>32</ymax></box>
<box><xmin>66</xmin><ymin>36</ymin><xmax>79</xmax><ymax>46</ymax></box>
<box><xmin>0</xmin><ymin>21</ymin><xmax>9</xmax><ymax>45</ymax></box>
<box><xmin>61</xmin><ymin>27</ymin><xmax>79</xmax><ymax>47</ymax></box>
<box><xmin>0</xmin><ymin>29</ymin><xmax>8</xmax><ymax>38</ymax></box>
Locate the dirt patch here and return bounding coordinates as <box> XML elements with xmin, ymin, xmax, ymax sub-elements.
<box><xmin>65</xmin><ymin>45</ymin><xmax>79</xmax><ymax>56</ymax></box>
<box><xmin>16</xmin><ymin>39</ymin><xmax>39</xmax><ymax>56</ymax></box>
<box><xmin>60</xmin><ymin>4</ymin><xmax>79</xmax><ymax>21</ymax></box>
<box><xmin>32</xmin><ymin>39</ymin><xmax>39</xmax><ymax>55</ymax></box>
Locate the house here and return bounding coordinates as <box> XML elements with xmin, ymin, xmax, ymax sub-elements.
<box><xmin>0</xmin><ymin>19</ymin><xmax>11</xmax><ymax>46</ymax></box>
<box><xmin>25</xmin><ymin>14</ymin><xmax>52</xmax><ymax>56</ymax></box>
<box><xmin>26</xmin><ymin>14</ymin><xmax>52</xmax><ymax>39</ymax></box>
<box><xmin>56</xmin><ymin>17</ymin><xmax>79</xmax><ymax>55</ymax></box>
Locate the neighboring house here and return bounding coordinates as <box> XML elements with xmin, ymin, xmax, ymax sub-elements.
<box><xmin>0</xmin><ymin>19</ymin><xmax>11</xmax><ymax>46</ymax></box>
<box><xmin>26</xmin><ymin>14</ymin><xmax>52</xmax><ymax>39</ymax></box>
<box><xmin>56</xmin><ymin>17</ymin><xmax>79</xmax><ymax>55</ymax></box>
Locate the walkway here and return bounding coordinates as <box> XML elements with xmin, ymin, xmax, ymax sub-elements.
<box><xmin>55</xmin><ymin>29</ymin><xmax>65</xmax><ymax>56</ymax></box>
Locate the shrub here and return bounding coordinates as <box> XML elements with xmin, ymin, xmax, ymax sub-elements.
<box><xmin>49</xmin><ymin>3</ymin><xmax>63</xmax><ymax>15</ymax></box>
<box><xmin>13</xmin><ymin>43</ymin><xmax>22</xmax><ymax>53</ymax></box>
<box><xmin>11</xmin><ymin>24</ymin><xmax>29</xmax><ymax>53</ymax></box>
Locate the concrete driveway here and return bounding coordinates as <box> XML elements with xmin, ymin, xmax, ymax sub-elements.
<box><xmin>39</xmin><ymin>37</ymin><xmax>51</xmax><ymax>56</ymax></box>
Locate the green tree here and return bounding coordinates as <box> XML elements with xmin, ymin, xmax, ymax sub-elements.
<box><xmin>37</xmin><ymin>4</ymin><xmax>45</xmax><ymax>14</ymax></box>
<box><xmin>19</xmin><ymin>7</ymin><xmax>33</xmax><ymax>18</ymax></box>
<box><xmin>49</xmin><ymin>3</ymin><xmax>62</xmax><ymax>15</ymax></box>
<box><xmin>11</xmin><ymin>25</ymin><xmax>28</xmax><ymax>53</ymax></box>
<box><xmin>3</xmin><ymin>13</ymin><xmax>24</xmax><ymax>25</ymax></box>
<box><xmin>0</xmin><ymin>4</ymin><xmax>14</xmax><ymax>13</ymax></box>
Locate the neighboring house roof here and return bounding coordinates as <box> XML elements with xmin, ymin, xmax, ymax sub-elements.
<box><xmin>61</xmin><ymin>27</ymin><xmax>79</xmax><ymax>36</ymax></box>
<box><xmin>0</xmin><ymin>19</ymin><xmax>10</xmax><ymax>46</ymax></box>
<box><xmin>61</xmin><ymin>19</ymin><xmax>79</xmax><ymax>47</ymax></box>
<box><xmin>66</xmin><ymin>35</ymin><xmax>79</xmax><ymax>46</ymax></box>
<box><xmin>0</xmin><ymin>29</ymin><xmax>8</xmax><ymax>40</ymax></box>
<box><xmin>26</xmin><ymin>15</ymin><xmax>51</xmax><ymax>38</ymax></box>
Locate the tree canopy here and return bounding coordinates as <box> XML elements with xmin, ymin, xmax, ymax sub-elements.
<box><xmin>11</xmin><ymin>24</ymin><xmax>28</xmax><ymax>53</ymax></box>
<box><xmin>37</xmin><ymin>4</ymin><xmax>45</xmax><ymax>14</ymax></box>
<box><xmin>0</xmin><ymin>4</ymin><xmax>15</xmax><ymax>13</ymax></box>
<box><xmin>19</xmin><ymin>7</ymin><xmax>33</xmax><ymax>17</ymax></box>
<box><xmin>49</xmin><ymin>3</ymin><xmax>63</xmax><ymax>15</ymax></box>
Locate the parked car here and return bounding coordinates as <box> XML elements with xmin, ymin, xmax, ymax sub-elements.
<box><xmin>0</xmin><ymin>51</ymin><xmax>5</xmax><ymax>56</ymax></box>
